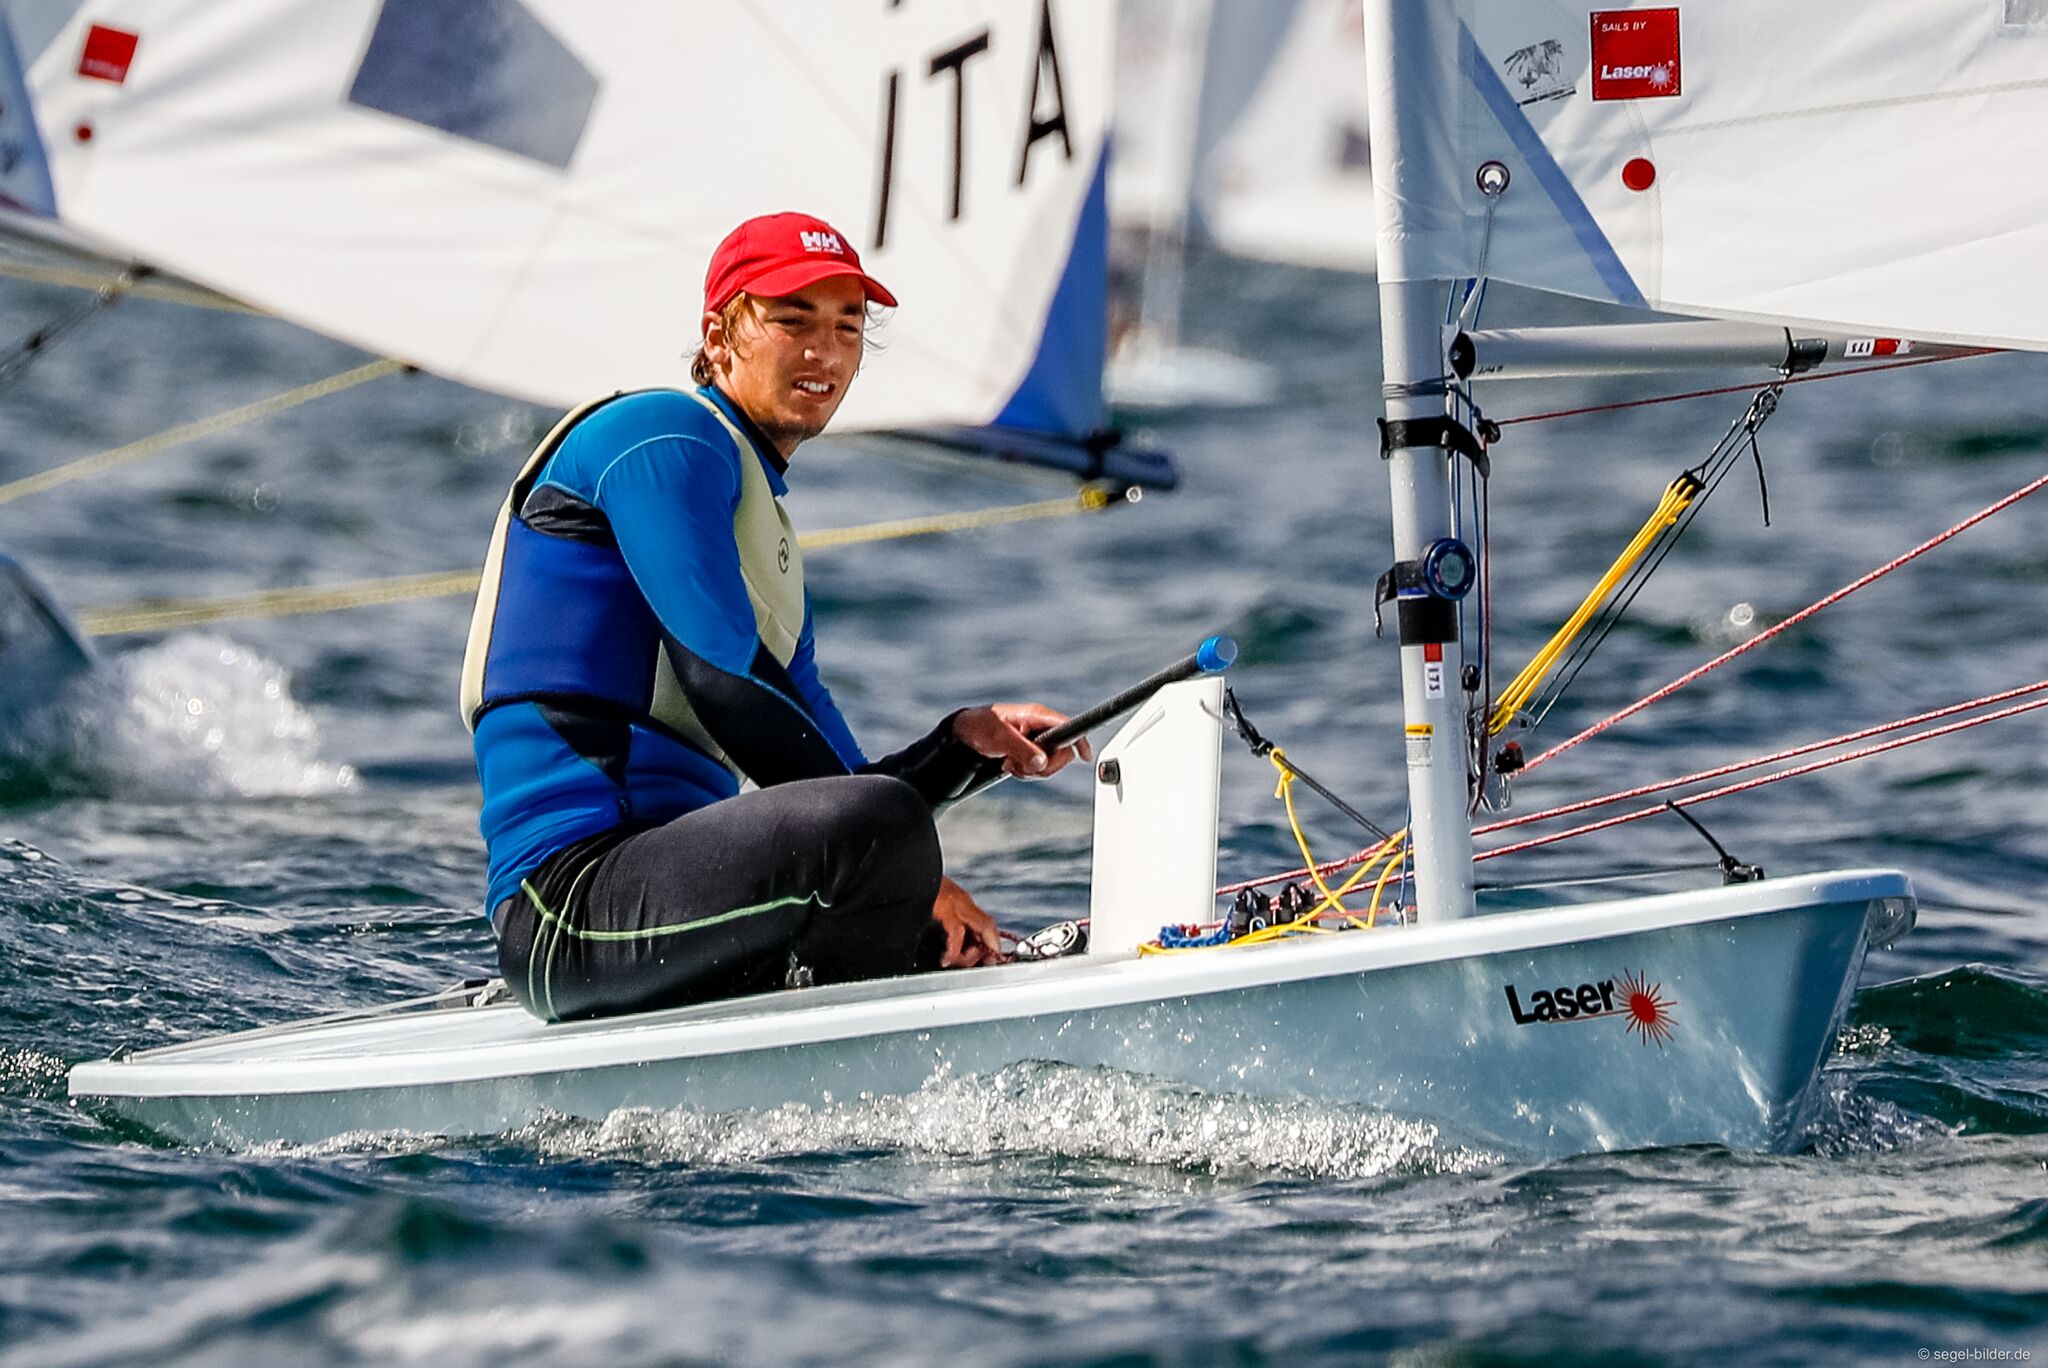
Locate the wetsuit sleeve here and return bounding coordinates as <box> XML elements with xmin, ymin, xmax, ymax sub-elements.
<box><xmin>763</xmin><ymin>594</ymin><xmax>990</xmax><ymax>807</ymax></box>
<box><xmin>592</xmin><ymin>436</ymin><xmax>852</xmax><ymax>787</ymax></box>
<box><xmin>861</xmin><ymin>715</ymin><xmax>992</xmax><ymax>808</ymax></box>
<box><xmin>784</xmin><ymin>600</ymin><xmax>868</xmax><ymax>769</ymax></box>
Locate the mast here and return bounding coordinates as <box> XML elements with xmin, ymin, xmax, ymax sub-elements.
<box><xmin>1131</xmin><ymin>0</ymin><xmax>1213</xmax><ymax>355</ymax></box>
<box><xmin>1360</xmin><ymin>0</ymin><xmax>1473</xmax><ymax>922</ymax></box>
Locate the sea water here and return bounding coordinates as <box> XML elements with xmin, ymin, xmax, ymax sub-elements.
<box><xmin>1</xmin><ymin>250</ymin><xmax>2043</xmax><ymax>1365</ymax></box>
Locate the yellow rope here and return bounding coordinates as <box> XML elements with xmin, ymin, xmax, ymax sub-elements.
<box><xmin>1283</xmin><ymin>838</ymin><xmax>1402</xmax><ymax>933</ymax></box>
<box><xmin>0</xmin><ymin>358</ymin><xmax>407</xmax><ymax>508</ymax></box>
<box><xmin>798</xmin><ymin>484</ymin><xmax>1116</xmax><ymax>547</ymax></box>
<box><xmin>1271</xmin><ymin>748</ymin><xmax>1347</xmax><ymax>913</ymax></box>
<box><xmin>0</xmin><ymin>254</ymin><xmax>256</xmax><ymax>312</ymax></box>
<box><xmin>1135</xmin><ymin>835</ymin><xmax>1408</xmax><ymax>957</ymax></box>
<box><xmin>75</xmin><ymin>485</ymin><xmax>1121</xmax><ymax>637</ymax></box>
<box><xmin>1367</xmin><ymin>847</ymin><xmax>1408</xmax><ymax>926</ymax></box>
<box><xmin>1133</xmin><ymin>749</ymin><xmax>1406</xmax><ymax>954</ymax></box>
<box><xmin>76</xmin><ymin>569</ymin><xmax>484</xmax><ymax>637</ymax></box>
<box><xmin>1269</xmin><ymin>749</ymin><xmax>1412</xmax><ymax>924</ymax></box>
<box><xmin>1487</xmin><ymin>472</ymin><xmax>1701</xmax><ymax>735</ymax></box>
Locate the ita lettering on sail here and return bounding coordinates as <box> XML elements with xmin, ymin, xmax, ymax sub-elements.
<box><xmin>870</xmin><ymin>1</ymin><xmax>1075</xmax><ymax>248</ymax></box>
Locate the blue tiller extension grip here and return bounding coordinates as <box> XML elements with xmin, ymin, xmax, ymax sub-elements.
<box><xmin>1031</xmin><ymin>635</ymin><xmax>1238</xmax><ymax>754</ymax></box>
<box><xmin>953</xmin><ymin>637</ymin><xmax>1239</xmax><ymax>803</ymax></box>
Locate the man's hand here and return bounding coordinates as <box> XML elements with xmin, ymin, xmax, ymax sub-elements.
<box><xmin>952</xmin><ymin>703</ymin><xmax>1093</xmax><ymax>779</ymax></box>
<box><xmin>933</xmin><ymin>876</ymin><xmax>1005</xmax><ymax>968</ymax></box>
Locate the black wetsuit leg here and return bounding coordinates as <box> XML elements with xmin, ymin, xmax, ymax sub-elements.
<box><xmin>494</xmin><ymin>774</ymin><xmax>944</xmax><ymax>1022</ymax></box>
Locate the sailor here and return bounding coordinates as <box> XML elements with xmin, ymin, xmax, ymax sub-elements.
<box><xmin>461</xmin><ymin>212</ymin><xmax>1088</xmax><ymax>1023</ymax></box>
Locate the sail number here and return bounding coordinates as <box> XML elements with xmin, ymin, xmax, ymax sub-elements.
<box><xmin>872</xmin><ymin>0</ymin><xmax>1075</xmax><ymax>249</ymax></box>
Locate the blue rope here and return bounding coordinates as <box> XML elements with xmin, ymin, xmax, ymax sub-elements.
<box><xmin>1155</xmin><ymin>922</ymin><xmax>1234</xmax><ymax>949</ymax></box>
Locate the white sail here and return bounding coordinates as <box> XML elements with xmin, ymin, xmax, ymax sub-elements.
<box><xmin>1378</xmin><ymin>0</ymin><xmax>2048</xmax><ymax>350</ymax></box>
<box><xmin>1203</xmin><ymin>0</ymin><xmax>1376</xmax><ymax>273</ymax></box>
<box><xmin>3</xmin><ymin>0</ymin><xmax>1113</xmax><ymax>436</ymax></box>
<box><xmin>1107</xmin><ymin>0</ymin><xmax>1199</xmax><ymax>242</ymax></box>
<box><xmin>1110</xmin><ymin>0</ymin><xmax>1376</xmax><ymax>275</ymax></box>
<box><xmin>1108</xmin><ymin>0</ymin><xmax>1287</xmax><ymax>245</ymax></box>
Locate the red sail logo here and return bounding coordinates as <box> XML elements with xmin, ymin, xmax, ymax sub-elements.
<box><xmin>77</xmin><ymin>25</ymin><xmax>140</xmax><ymax>85</ymax></box>
<box><xmin>1590</xmin><ymin>9</ymin><xmax>1681</xmax><ymax>102</ymax></box>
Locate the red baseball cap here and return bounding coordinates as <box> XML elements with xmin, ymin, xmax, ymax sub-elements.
<box><xmin>702</xmin><ymin>212</ymin><xmax>897</xmax><ymax>316</ymax></box>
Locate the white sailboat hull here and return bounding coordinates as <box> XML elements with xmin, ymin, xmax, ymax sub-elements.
<box><xmin>1106</xmin><ymin>335</ymin><xmax>1275</xmax><ymax>413</ymax></box>
<box><xmin>71</xmin><ymin>871</ymin><xmax>1912</xmax><ymax>1156</ymax></box>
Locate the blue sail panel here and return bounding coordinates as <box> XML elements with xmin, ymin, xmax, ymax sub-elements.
<box><xmin>885</xmin><ymin>147</ymin><xmax>1174</xmax><ymax>490</ymax></box>
<box><xmin>991</xmin><ymin>149</ymin><xmax>1109</xmax><ymax>441</ymax></box>
<box><xmin>0</xmin><ymin>15</ymin><xmax>58</xmax><ymax>217</ymax></box>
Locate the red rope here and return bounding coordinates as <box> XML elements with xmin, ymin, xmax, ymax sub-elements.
<box><xmin>1521</xmin><ymin>471</ymin><xmax>2048</xmax><ymax>776</ymax></box>
<box><xmin>1216</xmin><ymin>679</ymin><xmax>2048</xmax><ymax>893</ymax></box>
<box><xmin>1211</xmin><ymin>448</ymin><xmax>2041</xmax><ymax>897</ymax></box>
<box><xmin>1214</xmin><ymin>472</ymin><xmax>2046</xmax><ymax>897</ymax></box>
<box><xmin>1478</xmin><ymin>678</ymin><xmax>2048</xmax><ymax>837</ymax></box>
<box><xmin>1495</xmin><ymin>350</ymin><xmax>1999</xmax><ymax>427</ymax></box>
<box><xmin>1475</xmin><ymin>693</ymin><xmax>2048</xmax><ymax>862</ymax></box>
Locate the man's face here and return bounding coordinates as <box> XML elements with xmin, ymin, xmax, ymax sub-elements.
<box><xmin>703</xmin><ymin>276</ymin><xmax>866</xmax><ymax>458</ymax></box>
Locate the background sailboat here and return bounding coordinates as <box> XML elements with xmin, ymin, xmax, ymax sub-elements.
<box><xmin>0</xmin><ymin>0</ymin><xmax>1171</xmax><ymax>730</ymax></box>
<box><xmin>1109</xmin><ymin>0</ymin><xmax>1379</xmax><ymax>276</ymax></box>
<box><xmin>6</xmin><ymin>0</ymin><xmax>1123</xmax><ymax>436</ymax></box>
<box><xmin>1104</xmin><ymin>0</ymin><xmax>1272</xmax><ymax>413</ymax></box>
<box><xmin>1105</xmin><ymin>0</ymin><xmax>1380</xmax><ymax>412</ymax></box>
<box><xmin>1201</xmin><ymin>0</ymin><xmax>1377</xmax><ymax>275</ymax></box>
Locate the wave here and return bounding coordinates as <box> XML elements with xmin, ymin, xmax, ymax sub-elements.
<box><xmin>0</xmin><ymin>634</ymin><xmax>355</xmax><ymax>804</ymax></box>
<box><xmin>1827</xmin><ymin>966</ymin><xmax>2048</xmax><ymax>1139</ymax></box>
<box><xmin>1851</xmin><ymin>964</ymin><xmax>2048</xmax><ymax>1060</ymax></box>
<box><xmin>256</xmin><ymin>1061</ymin><xmax>1502</xmax><ymax>1181</ymax></box>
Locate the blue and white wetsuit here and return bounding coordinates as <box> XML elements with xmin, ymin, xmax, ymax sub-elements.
<box><xmin>462</xmin><ymin>385</ymin><xmax>981</xmax><ymax>1021</ymax></box>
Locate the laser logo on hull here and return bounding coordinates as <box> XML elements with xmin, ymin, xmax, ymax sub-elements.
<box><xmin>1503</xmin><ymin>968</ymin><xmax>1678</xmax><ymax>1047</ymax></box>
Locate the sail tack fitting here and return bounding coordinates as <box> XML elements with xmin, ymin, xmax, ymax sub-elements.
<box><xmin>1455</xmin><ymin>160</ymin><xmax>1511</xmax><ymax>332</ymax></box>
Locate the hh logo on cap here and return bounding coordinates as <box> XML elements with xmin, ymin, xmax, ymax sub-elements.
<box><xmin>799</xmin><ymin>230</ymin><xmax>845</xmax><ymax>254</ymax></box>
